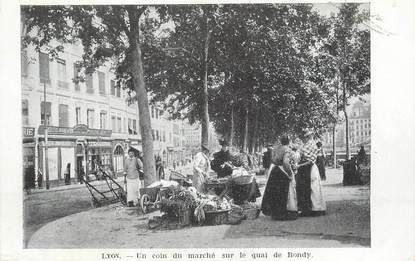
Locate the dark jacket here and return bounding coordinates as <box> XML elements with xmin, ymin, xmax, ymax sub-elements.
<box><xmin>211</xmin><ymin>150</ymin><xmax>232</xmax><ymax>178</ymax></box>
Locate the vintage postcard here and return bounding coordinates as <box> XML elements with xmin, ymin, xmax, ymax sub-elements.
<box><xmin>0</xmin><ymin>0</ymin><xmax>414</xmax><ymax>260</ymax></box>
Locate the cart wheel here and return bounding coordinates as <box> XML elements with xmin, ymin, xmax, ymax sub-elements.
<box><xmin>91</xmin><ymin>198</ymin><xmax>100</xmax><ymax>208</ymax></box>
<box><xmin>140</xmin><ymin>194</ymin><xmax>150</xmax><ymax>214</ymax></box>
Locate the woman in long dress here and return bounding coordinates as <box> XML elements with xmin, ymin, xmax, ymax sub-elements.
<box><xmin>297</xmin><ymin>130</ymin><xmax>326</xmax><ymax>216</ymax></box>
<box><xmin>261</xmin><ymin>136</ymin><xmax>297</xmax><ymax>220</ymax></box>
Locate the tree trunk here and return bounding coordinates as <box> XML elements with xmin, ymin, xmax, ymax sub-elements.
<box><xmin>332</xmin><ymin>124</ymin><xmax>337</xmax><ymax>168</ymax></box>
<box><xmin>343</xmin><ymin>81</ymin><xmax>350</xmax><ymax>160</ymax></box>
<box><xmin>250</xmin><ymin>109</ymin><xmax>258</xmax><ymax>154</ymax></box>
<box><xmin>229</xmin><ymin>104</ymin><xmax>235</xmax><ymax>147</ymax></box>
<box><xmin>242</xmin><ymin>107</ymin><xmax>249</xmax><ymax>153</ymax></box>
<box><xmin>128</xmin><ymin>7</ymin><xmax>156</xmax><ymax>186</ymax></box>
<box><xmin>201</xmin><ymin>8</ymin><xmax>210</xmax><ymax>148</ymax></box>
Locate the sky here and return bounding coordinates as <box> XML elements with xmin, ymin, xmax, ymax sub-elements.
<box><xmin>312</xmin><ymin>2</ymin><xmax>370</xmax><ymax>17</ymax></box>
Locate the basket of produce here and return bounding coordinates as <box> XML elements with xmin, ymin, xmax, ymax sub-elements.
<box><xmin>231</xmin><ymin>169</ymin><xmax>255</xmax><ymax>185</ymax></box>
<box><xmin>160</xmin><ymin>188</ymin><xmax>197</xmax><ymax>226</ymax></box>
<box><xmin>204</xmin><ymin>209</ymin><xmax>230</xmax><ymax>226</ymax></box>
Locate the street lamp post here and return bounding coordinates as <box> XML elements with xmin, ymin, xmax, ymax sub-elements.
<box><xmin>43</xmin><ymin>82</ymin><xmax>50</xmax><ymax>189</ymax></box>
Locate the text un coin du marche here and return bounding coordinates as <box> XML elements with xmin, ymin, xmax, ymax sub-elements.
<box><xmin>101</xmin><ymin>251</ymin><xmax>313</xmax><ymax>260</ymax></box>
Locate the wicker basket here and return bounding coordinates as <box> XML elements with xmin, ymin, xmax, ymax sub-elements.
<box><xmin>203</xmin><ymin>209</ymin><xmax>230</xmax><ymax>226</ymax></box>
<box><xmin>178</xmin><ymin>208</ymin><xmax>192</xmax><ymax>226</ymax></box>
<box><xmin>232</xmin><ymin>175</ymin><xmax>254</xmax><ymax>185</ymax></box>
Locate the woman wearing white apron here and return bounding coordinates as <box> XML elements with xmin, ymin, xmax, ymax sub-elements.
<box><xmin>192</xmin><ymin>144</ymin><xmax>210</xmax><ymax>193</ymax></box>
<box><xmin>297</xmin><ymin>130</ymin><xmax>326</xmax><ymax>216</ymax></box>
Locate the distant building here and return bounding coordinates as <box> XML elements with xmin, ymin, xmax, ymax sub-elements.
<box><xmin>21</xmin><ymin>41</ymin><xmax>185</xmax><ymax>187</ymax></box>
<box><xmin>322</xmin><ymin>97</ymin><xmax>370</xmax><ymax>155</ymax></box>
<box><xmin>183</xmin><ymin>122</ymin><xmax>220</xmax><ymax>157</ymax></box>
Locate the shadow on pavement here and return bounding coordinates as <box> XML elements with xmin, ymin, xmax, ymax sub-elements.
<box><xmin>222</xmin><ymin>199</ymin><xmax>370</xmax><ymax>247</ymax></box>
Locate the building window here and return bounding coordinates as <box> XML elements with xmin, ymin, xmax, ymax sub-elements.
<box><xmin>151</xmin><ymin>106</ymin><xmax>154</xmax><ymax>118</ymax></box>
<box><xmin>57</xmin><ymin>58</ymin><xmax>68</xmax><ymax>88</ymax></box>
<box><xmin>98</xmin><ymin>71</ymin><xmax>106</xmax><ymax>95</ymax></box>
<box><xmin>87</xmin><ymin>109</ymin><xmax>94</xmax><ymax>128</ymax></box>
<box><xmin>111</xmin><ymin>116</ymin><xmax>116</xmax><ymax>131</ymax></box>
<box><xmin>116</xmin><ymin>85</ymin><xmax>121</xmax><ymax>98</ymax></box>
<box><xmin>21</xmin><ymin>50</ymin><xmax>28</xmax><ymax>77</ymax></box>
<box><xmin>163</xmin><ymin>131</ymin><xmax>166</xmax><ymax>142</ymax></box>
<box><xmin>22</xmin><ymin>99</ymin><xmax>29</xmax><ymax>125</ymax></box>
<box><xmin>152</xmin><ymin>129</ymin><xmax>155</xmax><ymax>140</ymax></box>
<box><xmin>75</xmin><ymin>107</ymin><xmax>81</xmax><ymax>125</ymax></box>
<box><xmin>73</xmin><ymin>64</ymin><xmax>81</xmax><ymax>91</ymax></box>
<box><xmin>110</xmin><ymin>80</ymin><xmax>116</xmax><ymax>96</ymax></box>
<box><xmin>100</xmin><ymin>111</ymin><xmax>107</xmax><ymax>129</ymax></box>
<box><xmin>132</xmin><ymin>119</ymin><xmax>137</xmax><ymax>134</ymax></box>
<box><xmin>156</xmin><ymin>130</ymin><xmax>159</xmax><ymax>141</ymax></box>
<box><xmin>86</xmin><ymin>74</ymin><xmax>94</xmax><ymax>93</ymax></box>
<box><xmin>155</xmin><ymin>109</ymin><xmax>159</xmax><ymax>119</ymax></box>
<box><xmin>123</xmin><ymin>118</ymin><xmax>126</xmax><ymax>133</ymax></box>
<box><xmin>58</xmin><ymin>104</ymin><xmax>69</xmax><ymax>127</ymax></box>
<box><xmin>117</xmin><ymin>117</ymin><xmax>122</xmax><ymax>133</ymax></box>
<box><xmin>40</xmin><ymin>101</ymin><xmax>51</xmax><ymax>126</ymax></box>
<box><xmin>39</xmin><ymin>52</ymin><xmax>50</xmax><ymax>83</ymax></box>
<box><xmin>128</xmin><ymin>118</ymin><xmax>132</xmax><ymax>134</ymax></box>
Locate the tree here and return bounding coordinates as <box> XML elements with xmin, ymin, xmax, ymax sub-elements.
<box><xmin>325</xmin><ymin>3</ymin><xmax>370</xmax><ymax>159</ymax></box>
<box><xmin>21</xmin><ymin>5</ymin><xmax>170</xmax><ymax>185</ymax></box>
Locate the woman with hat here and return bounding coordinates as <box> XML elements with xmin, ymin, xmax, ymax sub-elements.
<box><xmin>297</xmin><ymin>129</ymin><xmax>326</xmax><ymax>216</ymax></box>
<box><xmin>192</xmin><ymin>143</ymin><xmax>211</xmax><ymax>193</ymax></box>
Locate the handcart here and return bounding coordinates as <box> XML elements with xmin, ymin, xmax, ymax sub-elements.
<box><xmin>82</xmin><ymin>167</ymin><xmax>127</xmax><ymax>207</ymax></box>
<box><xmin>139</xmin><ymin>186</ymin><xmax>172</xmax><ymax>214</ymax></box>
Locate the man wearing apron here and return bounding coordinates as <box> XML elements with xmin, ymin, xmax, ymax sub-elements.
<box><xmin>192</xmin><ymin>144</ymin><xmax>210</xmax><ymax>193</ymax></box>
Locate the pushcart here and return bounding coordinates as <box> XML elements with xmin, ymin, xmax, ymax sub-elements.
<box><xmin>139</xmin><ymin>186</ymin><xmax>172</xmax><ymax>214</ymax></box>
<box><xmin>82</xmin><ymin>167</ymin><xmax>127</xmax><ymax>207</ymax></box>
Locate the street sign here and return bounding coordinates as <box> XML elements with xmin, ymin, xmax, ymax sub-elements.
<box><xmin>23</xmin><ymin>127</ymin><xmax>35</xmax><ymax>137</ymax></box>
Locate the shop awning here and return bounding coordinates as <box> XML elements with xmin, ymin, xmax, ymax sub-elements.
<box><xmin>130</xmin><ymin>144</ymin><xmax>142</xmax><ymax>152</ymax></box>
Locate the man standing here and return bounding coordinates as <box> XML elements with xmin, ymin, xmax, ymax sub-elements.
<box><xmin>124</xmin><ymin>148</ymin><xmax>143</xmax><ymax>207</ymax></box>
<box><xmin>193</xmin><ymin>144</ymin><xmax>210</xmax><ymax>193</ymax></box>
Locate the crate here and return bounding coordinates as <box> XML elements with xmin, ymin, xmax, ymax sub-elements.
<box><xmin>203</xmin><ymin>209</ymin><xmax>230</xmax><ymax>226</ymax></box>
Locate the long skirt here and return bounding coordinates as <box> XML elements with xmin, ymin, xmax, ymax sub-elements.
<box><xmin>316</xmin><ymin>156</ymin><xmax>326</xmax><ymax>181</ymax></box>
<box><xmin>126</xmin><ymin>177</ymin><xmax>141</xmax><ymax>204</ymax></box>
<box><xmin>192</xmin><ymin>172</ymin><xmax>205</xmax><ymax>193</ymax></box>
<box><xmin>261</xmin><ymin>166</ymin><xmax>296</xmax><ymax>220</ymax></box>
<box><xmin>310</xmin><ymin>164</ymin><xmax>326</xmax><ymax>212</ymax></box>
<box><xmin>297</xmin><ymin>164</ymin><xmax>326</xmax><ymax>216</ymax></box>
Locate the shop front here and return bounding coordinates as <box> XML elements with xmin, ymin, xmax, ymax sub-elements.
<box><xmin>37</xmin><ymin>124</ymin><xmax>112</xmax><ymax>187</ymax></box>
<box><xmin>23</xmin><ymin>127</ymin><xmax>36</xmax><ymax>190</ymax></box>
<box><xmin>112</xmin><ymin>140</ymin><xmax>128</xmax><ymax>177</ymax></box>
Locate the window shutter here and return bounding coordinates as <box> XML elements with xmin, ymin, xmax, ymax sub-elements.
<box><xmin>74</xmin><ymin>64</ymin><xmax>80</xmax><ymax>91</ymax></box>
<box><xmin>98</xmin><ymin>72</ymin><xmax>106</xmax><ymax>95</ymax></box>
<box><xmin>39</xmin><ymin>53</ymin><xmax>50</xmax><ymax>83</ymax></box>
<box><xmin>59</xmin><ymin>104</ymin><xmax>69</xmax><ymax>127</ymax></box>
<box><xmin>110</xmin><ymin>80</ymin><xmax>115</xmax><ymax>95</ymax></box>
<box><xmin>86</xmin><ymin>74</ymin><xmax>93</xmax><ymax>93</ymax></box>
<box><xmin>21</xmin><ymin>51</ymin><xmax>28</xmax><ymax>77</ymax></box>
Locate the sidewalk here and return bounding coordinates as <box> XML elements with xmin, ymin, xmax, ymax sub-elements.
<box><xmin>27</xmin><ymin>168</ymin><xmax>370</xmax><ymax>248</ymax></box>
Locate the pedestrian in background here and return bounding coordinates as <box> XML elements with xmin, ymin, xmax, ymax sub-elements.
<box><xmin>316</xmin><ymin>141</ymin><xmax>326</xmax><ymax>181</ymax></box>
<box><xmin>262</xmin><ymin>144</ymin><xmax>273</xmax><ymax>169</ymax></box>
<box><xmin>124</xmin><ymin>148</ymin><xmax>143</xmax><ymax>207</ymax></box>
